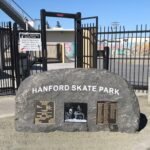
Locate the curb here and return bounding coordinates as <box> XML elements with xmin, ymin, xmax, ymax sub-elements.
<box><xmin>0</xmin><ymin>114</ymin><xmax>14</xmax><ymax>119</ymax></box>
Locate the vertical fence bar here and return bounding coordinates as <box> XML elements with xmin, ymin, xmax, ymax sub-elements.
<box><xmin>142</xmin><ymin>25</ymin><xmax>146</xmax><ymax>87</ymax></box>
<box><xmin>0</xmin><ymin>24</ymin><xmax>4</xmax><ymax>93</ymax></box>
<box><xmin>103</xmin><ymin>46</ymin><xmax>109</xmax><ymax>70</ymax></box>
<box><xmin>13</xmin><ymin>23</ymin><xmax>20</xmax><ymax>89</ymax></box>
<box><xmin>74</xmin><ymin>19</ymin><xmax>77</xmax><ymax>67</ymax></box>
<box><xmin>83</xmin><ymin>24</ymin><xmax>85</xmax><ymax>68</ymax></box>
<box><xmin>114</xmin><ymin>27</ymin><xmax>118</xmax><ymax>74</ymax></box>
<box><xmin>90</xmin><ymin>23</ymin><xmax>92</xmax><ymax>68</ymax></box>
<box><xmin>129</xmin><ymin>32</ymin><xmax>133</xmax><ymax>83</ymax></box>
<box><xmin>125</xmin><ymin>31</ymin><xmax>129</xmax><ymax>80</ymax></box>
<box><xmin>76</xmin><ymin>12</ymin><xmax>82</xmax><ymax>68</ymax></box>
<box><xmin>4</xmin><ymin>27</ymin><xmax>7</xmax><ymax>93</ymax></box>
<box><xmin>98</xmin><ymin>27</ymin><xmax>102</xmax><ymax>69</ymax></box>
<box><xmin>137</xmin><ymin>25</ymin><xmax>142</xmax><ymax>88</ymax></box>
<box><xmin>147</xmin><ymin>31</ymin><xmax>150</xmax><ymax>89</ymax></box>
<box><xmin>41</xmin><ymin>9</ymin><xmax>47</xmax><ymax>71</ymax></box>
<box><xmin>93</xmin><ymin>17</ymin><xmax>98</xmax><ymax>68</ymax></box>
<box><xmin>117</xmin><ymin>26</ymin><xmax>121</xmax><ymax>75</ymax></box>
<box><xmin>26</xmin><ymin>51</ymin><xmax>30</xmax><ymax>78</ymax></box>
<box><xmin>133</xmin><ymin>26</ymin><xmax>138</xmax><ymax>87</ymax></box>
<box><xmin>121</xmin><ymin>27</ymin><xmax>125</xmax><ymax>77</ymax></box>
<box><xmin>110</xmin><ymin>27</ymin><xmax>113</xmax><ymax>72</ymax></box>
<box><xmin>87</xmin><ymin>24</ymin><xmax>89</xmax><ymax>68</ymax></box>
<box><xmin>107</xmin><ymin>27</ymin><xmax>110</xmax><ymax>70</ymax></box>
<box><xmin>9</xmin><ymin>22</ymin><xmax>15</xmax><ymax>93</ymax></box>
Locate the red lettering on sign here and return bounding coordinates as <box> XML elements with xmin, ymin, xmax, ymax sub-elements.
<box><xmin>56</xmin><ymin>14</ymin><xmax>64</xmax><ymax>17</ymax></box>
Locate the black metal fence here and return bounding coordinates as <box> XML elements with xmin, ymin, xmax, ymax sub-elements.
<box><xmin>97</xmin><ymin>25</ymin><xmax>150</xmax><ymax>90</ymax></box>
<box><xmin>0</xmin><ymin>22</ymin><xmax>15</xmax><ymax>95</ymax></box>
<box><xmin>1</xmin><ymin>21</ymin><xmax>150</xmax><ymax>94</ymax></box>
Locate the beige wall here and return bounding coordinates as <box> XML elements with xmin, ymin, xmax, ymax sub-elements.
<box><xmin>46</xmin><ymin>31</ymin><xmax>74</xmax><ymax>43</ymax></box>
<box><xmin>46</xmin><ymin>30</ymin><xmax>74</xmax><ymax>63</ymax></box>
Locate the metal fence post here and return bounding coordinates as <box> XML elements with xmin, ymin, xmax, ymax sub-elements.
<box><xmin>148</xmin><ymin>77</ymin><xmax>150</xmax><ymax>105</ymax></box>
<box><xmin>9</xmin><ymin>22</ymin><xmax>15</xmax><ymax>93</ymax></box>
<box><xmin>93</xmin><ymin>17</ymin><xmax>98</xmax><ymax>68</ymax></box>
<box><xmin>103</xmin><ymin>46</ymin><xmax>109</xmax><ymax>70</ymax></box>
<box><xmin>13</xmin><ymin>23</ymin><xmax>21</xmax><ymax>89</ymax></box>
<box><xmin>41</xmin><ymin>9</ymin><xmax>47</xmax><ymax>71</ymax></box>
<box><xmin>76</xmin><ymin>12</ymin><xmax>83</xmax><ymax>68</ymax></box>
<box><xmin>57</xmin><ymin>44</ymin><xmax>62</xmax><ymax>62</ymax></box>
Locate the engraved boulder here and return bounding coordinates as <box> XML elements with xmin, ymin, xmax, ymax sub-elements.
<box><xmin>15</xmin><ymin>69</ymin><xmax>140</xmax><ymax>133</ymax></box>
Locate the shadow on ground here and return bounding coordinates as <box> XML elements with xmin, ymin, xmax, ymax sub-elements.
<box><xmin>138</xmin><ymin>113</ymin><xmax>148</xmax><ymax>131</ymax></box>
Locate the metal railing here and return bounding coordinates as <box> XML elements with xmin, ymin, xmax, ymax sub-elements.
<box><xmin>0</xmin><ymin>22</ymin><xmax>15</xmax><ymax>95</ymax></box>
<box><xmin>97</xmin><ymin>25</ymin><xmax>150</xmax><ymax>90</ymax></box>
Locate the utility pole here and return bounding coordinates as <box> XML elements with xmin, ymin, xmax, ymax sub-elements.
<box><xmin>111</xmin><ymin>22</ymin><xmax>120</xmax><ymax>30</ymax></box>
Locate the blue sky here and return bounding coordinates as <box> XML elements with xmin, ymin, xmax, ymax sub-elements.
<box><xmin>0</xmin><ymin>0</ymin><xmax>150</xmax><ymax>29</ymax></box>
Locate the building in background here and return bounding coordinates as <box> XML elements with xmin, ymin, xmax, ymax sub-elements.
<box><xmin>46</xmin><ymin>27</ymin><xmax>75</xmax><ymax>63</ymax></box>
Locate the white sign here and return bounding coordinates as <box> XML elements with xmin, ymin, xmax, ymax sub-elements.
<box><xmin>19</xmin><ymin>32</ymin><xmax>42</xmax><ymax>52</ymax></box>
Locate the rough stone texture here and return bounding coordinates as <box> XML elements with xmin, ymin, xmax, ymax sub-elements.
<box><xmin>15</xmin><ymin>69</ymin><xmax>140</xmax><ymax>133</ymax></box>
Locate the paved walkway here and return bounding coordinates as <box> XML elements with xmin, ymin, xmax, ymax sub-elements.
<box><xmin>0</xmin><ymin>96</ymin><xmax>15</xmax><ymax>118</ymax></box>
<box><xmin>47</xmin><ymin>63</ymin><xmax>74</xmax><ymax>70</ymax></box>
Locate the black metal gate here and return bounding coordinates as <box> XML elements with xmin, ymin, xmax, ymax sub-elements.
<box><xmin>76</xmin><ymin>16</ymin><xmax>98</xmax><ymax>68</ymax></box>
<box><xmin>40</xmin><ymin>9</ymin><xmax>98</xmax><ymax>69</ymax></box>
<box><xmin>0</xmin><ymin>22</ymin><xmax>15</xmax><ymax>95</ymax></box>
<box><xmin>97</xmin><ymin>26</ymin><xmax>150</xmax><ymax>90</ymax></box>
<box><xmin>40</xmin><ymin>9</ymin><xmax>82</xmax><ymax>70</ymax></box>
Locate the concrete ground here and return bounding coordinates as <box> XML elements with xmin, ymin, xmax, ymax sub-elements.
<box><xmin>0</xmin><ymin>94</ymin><xmax>150</xmax><ymax>150</ymax></box>
<box><xmin>47</xmin><ymin>63</ymin><xmax>74</xmax><ymax>70</ymax></box>
<box><xmin>0</xmin><ymin>95</ymin><xmax>15</xmax><ymax>118</ymax></box>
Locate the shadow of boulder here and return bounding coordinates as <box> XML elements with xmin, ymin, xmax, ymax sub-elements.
<box><xmin>138</xmin><ymin>113</ymin><xmax>148</xmax><ymax>131</ymax></box>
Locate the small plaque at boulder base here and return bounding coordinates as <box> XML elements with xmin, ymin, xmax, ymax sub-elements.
<box><xmin>34</xmin><ymin>101</ymin><xmax>54</xmax><ymax>124</ymax></box>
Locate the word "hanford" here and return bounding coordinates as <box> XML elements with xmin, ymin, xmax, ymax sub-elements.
<box><xmin>32</xmin><ymin>85</ymin><xmax>120</xmax><ymax>95</ymax></box>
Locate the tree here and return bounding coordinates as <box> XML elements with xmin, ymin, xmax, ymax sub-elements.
<box><xmin>56</xmin><ymin>21</ymin><xmax>61</xmax><ymax>28</ymax></box>
<box><xmin>46</xmin><ymin>21</ymin><xmax>50</xmax><ymax>29</ymax></box>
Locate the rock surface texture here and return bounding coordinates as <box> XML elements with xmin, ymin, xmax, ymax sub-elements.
<box><xmin>15</xmin><ymin>69</ymin><xmax>140</xmax><ymax>133</ymax></box>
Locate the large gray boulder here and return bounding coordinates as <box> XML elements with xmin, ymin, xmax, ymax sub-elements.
<box><xmin>15</xmin><ymin>69</ymin><xmax>140</xmax><ymax>133</ymax></box>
